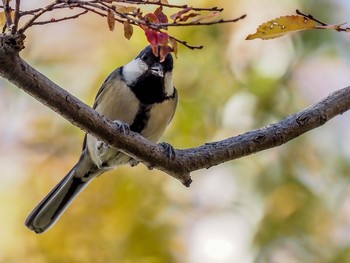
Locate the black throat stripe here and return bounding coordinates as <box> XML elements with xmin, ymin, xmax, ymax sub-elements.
<box><xmin>130</xmin><ymin>105</ymin><xmax>151</xmax><ymax>133</ymax></box>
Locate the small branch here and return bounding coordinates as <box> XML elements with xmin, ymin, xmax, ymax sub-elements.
<box><xmin>156</xmin><ymin>14</ymin><xmax>247</xmax><ymax>28</ymax></box>
<box><xmin>18</xmin><ymin>1</ymin><xmax>60</xmax><ymax>33</ymax></box>
<box><xmin>105</xmin><ymin>0</ymin><xmax>224</xmax><ymax>12</ymax></box>
<box><xmin>296</xmin><ymin>9</ymin><xmax>328</xmax><ymax>26</ymax></box>
<box><xmin>30</xmin><ymin>10</ymin><xmax>88</xmax><ymax>27</ymax></box>
<box><xmin>169</xmin><ymin>36</ymin><xmax>203</xmax><ymax>50</ymax></box>
<box><xmin>11</xmin><ymin>0</ymin><xmax>21</xmax><ymax>33</ymax></box>
<box><xmin>1</xmin><ymin>0</ymin><xmax>13</xmax><ymax>30</ymax></box>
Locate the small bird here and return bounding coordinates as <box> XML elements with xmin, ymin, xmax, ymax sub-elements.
<box><xmin>25</xmin><ymin>46</ymin><xmax>178</xmax><ymax>233</ymax></box>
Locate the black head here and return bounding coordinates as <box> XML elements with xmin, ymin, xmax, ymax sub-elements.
<box><xmin>136</xmin><ymin>45</ymin><xmax>174</xmax><ymax>74</ymax></box>
<box><xmin>122</xmin><ymin>46</ymin><xmax>175</xmax><ymax>105</ymax></box>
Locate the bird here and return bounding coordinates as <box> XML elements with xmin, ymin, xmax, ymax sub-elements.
<box><xmin>25</xmin><ymin>45</ymin><xmax>178</xmax><ymax>234</ymax></box>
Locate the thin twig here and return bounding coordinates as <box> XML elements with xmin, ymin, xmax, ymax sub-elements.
<box><xmin>18</xmin><ymin>1</ymin><xmax>60</xmax><ymax>33</ymax></box>
<box><xmin>156</xmin><ymin>14</ymin><xmax>247</xmax><ymax>28</ymax></box>
<box><xmin>169</xmin><ymin>36</ymin><xmax>203</xmax><ymax>50</ymax></box>
<box><xmin>296</xmin><ymin>9</ymin><xmax>328</xmax><ymax>26</ymax></box>
<box><xmin>12</xmin><ymin>0</ymin><xmax>21</xmax><ymax>33</ymax></box>
<box><xmin>98</xmin><ymin>0</ymin><xmax>224</xmax><ymax>12</ymax></box>
<box><xmin>1</xmin><ymin>0</ymin><xmax>13</xmax><ymax>30</ymax></box>
<box><xmin>30</xmin><ymin>10</ymin><xmax>88</xmax><ymax>27</ymax></box>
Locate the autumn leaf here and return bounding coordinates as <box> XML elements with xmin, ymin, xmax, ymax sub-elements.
<box><xmin>145</xmin><ymin>13</ymin><xmax>159</xmax><ymax>24</ymax></box>
<box><xmin>169</xmin><ymin>37</ymin><xmax>178</xmax><ymax>58</ymax></box>
<box><xmin>159</xmin><ymin>45</ymin><xmax>172</xmax><ymax>62</ymax></box>
<box><xmin>0</xmin><ymin>11</ymin><xmax>14</xmax><ymax>27</ymax></box>
<box><xmin>192</xmin><ymin>11</ymin><xmax>221</xmax><ymax>23</ymax></box>
<box><xmin>107</xmin><ymin>10</ymin><xmax>115</xmax><ymax>31</ymax></box>
<box><xmin>170</xmin><ymin>7</ymin><xmax>193</xmax><ymax>22</ymax></box>
<box><xmin>114</xmin><ymin>5</ymin><xmax>137</xmax><ymax>14</ymax></box>
<box><xmin>145</xmin><ymin>29</ymin><xmax>159</xmax><ymax>54</ymax></box>
<box><xmin>0</xmin><ymin>12</ymin><xmax>6</xmax><ymax>26</ymax></box>
<box><xmin>123</xmin><ymin>21</ymin><xmax>133</xmax><ymax>40</ymax></box>
<box><xmin>154</xmin><ymin>6</ymin><xmax>168</xmax><ymax>24</ymax></box>
<box><xmin>246</xmin><ymin>15</ymin><xmax>319</xmax><ymax>40</ymax></box>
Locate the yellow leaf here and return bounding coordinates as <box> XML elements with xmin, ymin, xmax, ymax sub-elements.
<box><xmin>0</xmin><ymin>11</ymin><xmax>14</xmax><ymax>27</ymax></box>
<box><xmin>123</xmin><ymin>21</ymin><xmax>133</xmax><ymax>40</ymax></box>
<box><xmin>0</xmin><ymin>12</ymin><xmax>6</xmax><ymax>26</ymax></box>
<box><xmin>246</xmin><ymin>15</ymin><xmax>319</xmax><ymax>40</ymax></box>
<box><xmin>107</xmin><ymin>10</ymin><xmax>115</xmax><ymax>31</ymax></box>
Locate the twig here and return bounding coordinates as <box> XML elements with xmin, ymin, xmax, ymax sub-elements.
<box><xmin>12</xmin><ymin>0</ymin><xmax>21</xmax><ymax>33</ymax></box>
<box><xmin>18</xmin><ymin>1</ymin><xmax>61</xmax><ymax>33</ymax></box>
<box><xmin>101</xmin><ymin>0</ymin><xmax>224</xmax><ymax>12</ymax></box>
<box><xmin>296</xmin><ymin>9</ymin><xmax>328</xmax><ymax>26</ymax></box>
<box><xmin>169</xmin><ymin>36</ymin><xmax>203</xmax><ymax>50</ymax></box>
<box><xmin>30</xmin><ymin>10</ymin><xmax>88</xmax><ymax>27</ymax></box>
<box><xmin>1</xmin><ymin>0</ymin><xmax>13</xmax><ymax>30</ymax></box>
<box><xmin>156</xmin><ymin>14</ymin><xmax>247</xmax><ymax>28</ymax></box>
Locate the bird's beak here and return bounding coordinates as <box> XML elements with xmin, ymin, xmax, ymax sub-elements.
<box><xmin>150</xmin><ymin>63</ymin><xmax>164</xmax><ymax>77</ymax></box>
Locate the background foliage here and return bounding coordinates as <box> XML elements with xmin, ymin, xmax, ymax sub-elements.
<box><xmin>1</xmin><ymin>0</ymin><xmax>350</xmax><ymax>262</ymax></box>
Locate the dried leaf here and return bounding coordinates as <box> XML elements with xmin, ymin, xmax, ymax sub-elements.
<box><xmin>192</xmin><ymin>11</ymin><xmax>220</xmax><ymax>23</ymax></box>
<box><xmin>157</xmin><ymin>32</ymin><xmax>169</xmax><ymax>46</ymax></box>
<box><xmin>123</xmin><ymin>21</ymin><xmax>133</xmax><ymax>40</ymax></box>
<box><xmin>114</xmin><ymin>4</ymin><xmax>137</xmax><ymax>14</ymax></box>
<box><xmin>169</xmin><ymin>37</ymin><xmax>178</xmax><ymax>58</ymax></box>
<box><xmin>161</xmin><ymin>0</ymin><xmax>169</xmax><ymax>4</ymax></box>
<box><xmin>170</xmin><ymin>7</ymin><xmax>193</xmax><ymax>22</ymax></box>
<box><xmin>107</xmin><ymin>10</ymin><xmax>115</xmax><ymax>31</ymax></box>
<box><xmin>159</xmin><ymin>45</ymin><xmax>172</xmax><ymax>62</ymax></box>
<box><xmin>246</xmin><ymin>15</ymin><xmax>319</xmax><ymax>40</ymax></box>
<box><xmin>154</xmin><ymin>6</ymin><xmax>168</xmax><ymax>24</ymax></box>
<box><xmin>145</xmin><ymin>13</ymin><xmax>159</xmax><ymax>24</ymax></box>
<box><xmin>145</xmin><ymin>29</ymin><xmax>159</xmax><ymax>50</ymax></box>
<box><xmin>179</xmin><ymin>12</ymin><xmax>200</xmax><ymax>22</ymax></box>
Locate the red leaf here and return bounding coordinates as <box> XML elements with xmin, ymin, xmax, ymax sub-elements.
<box><xmin>145</xmin><ymin>29</ymin><xmax>159</xmax><ymax>56</ymax></box>
<box><xmin>154</xmin><ymin>6</ymin><xmax>168</xmax><ymax>24</ymax></box>
<box><xmin>157</xmin><ymin>32</ymin><xmax>169</xmax><ymax>46</ymax></box>
<box><xmin>145</xmin><ymin>13</ymin><xmax>159</xmax><ymax>24</ymax></box>
<box><xmin>159</xmin><ymin>45</ymin><xmax>172</xmax><ymax>62</ymax></box>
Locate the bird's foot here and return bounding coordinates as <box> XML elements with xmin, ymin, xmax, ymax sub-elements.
<box><xmin>129</xmin><ymin>158</ymin><xmax>140</xmax><ymax>167</ymax></box>
<box><xmin>159</xmin><ymin>142</ymin><xmax>176</xmax><ymax>160</ymax></box>
<box><xmin>113</xmin><ymin>120</ymin><xmax>130</xmax><ymax>135</ymax></box>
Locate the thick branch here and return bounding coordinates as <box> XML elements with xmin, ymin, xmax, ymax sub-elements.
<box><xmin>0</xmin><ymin>33</ymin><xmax>350</xmax><ymax>187</ymax></box>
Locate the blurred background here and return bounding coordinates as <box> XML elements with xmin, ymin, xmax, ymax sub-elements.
<box><xmin>1</xmin><ymin>0</ymin><xmax>350</xmax><ymax>262</ymax></box>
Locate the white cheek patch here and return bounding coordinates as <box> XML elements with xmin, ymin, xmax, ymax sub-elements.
<box><xmin>123</xmin><ymin>58</ymin><xmax>148</xmax><ymax>86</ymax></box>
<box><xmin>164</xmin><ymin>72</ymin><xmax>174</xmax><ymax>97</ymax></box>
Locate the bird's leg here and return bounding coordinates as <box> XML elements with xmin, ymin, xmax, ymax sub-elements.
<box><xmin>95</xmin><ymin>120</ymin><xmax>131</xmax><ymax>168</ymax></box>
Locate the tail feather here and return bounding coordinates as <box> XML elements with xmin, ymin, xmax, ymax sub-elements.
<box><xmin>25</xmin><ymin>168</ymin><xmax>93</xmax><ymax>234</ymax></box>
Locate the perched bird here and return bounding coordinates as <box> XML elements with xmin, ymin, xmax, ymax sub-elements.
<box><xmin>25</xmin><ymin>46</ymin><xmax>178</xmax><ymax>234</ymax></box>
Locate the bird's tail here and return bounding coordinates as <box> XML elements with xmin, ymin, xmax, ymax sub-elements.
<box><xmin>25</xmin><ymin>155</ymin><xmax>102</xmax><ymax>234</ymax></box>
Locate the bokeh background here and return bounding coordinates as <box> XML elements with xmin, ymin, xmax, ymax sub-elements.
<box><xmin>1</xmin><ymin>0</ymin><xmax>350</xmax><ymax>262</ymax></box>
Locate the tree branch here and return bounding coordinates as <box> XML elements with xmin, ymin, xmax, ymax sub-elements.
<box><xmin>1</xmin><ymin>33</ymin><xmax>350</xmax><ymax>187</ymax></box>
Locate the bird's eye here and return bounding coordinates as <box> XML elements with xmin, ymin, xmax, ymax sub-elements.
<box><xmin>141</xmin><ymin>54</ymin><xmax>149</xmax><ymax>61</ymax></box>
